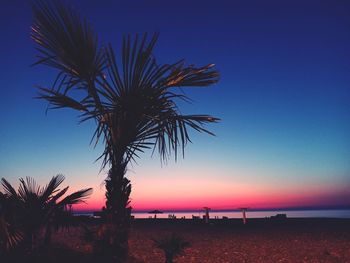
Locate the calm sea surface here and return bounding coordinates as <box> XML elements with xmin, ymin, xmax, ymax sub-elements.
<box><xmin>75</xmin><ymin>209</ymin><xmax>350</xmax><ymax>219</ymax></box>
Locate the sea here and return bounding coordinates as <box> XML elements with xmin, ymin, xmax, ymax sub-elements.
<box><xmin>74</xmin><ymin>209</ymin><xmax>350</xmax><ymax>219</ymax></box>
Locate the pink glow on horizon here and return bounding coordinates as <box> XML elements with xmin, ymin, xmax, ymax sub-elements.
<box><xmin>73</xmin><ymin>172</ymin><xmax>350</xmax><ymax>211</ymax></box>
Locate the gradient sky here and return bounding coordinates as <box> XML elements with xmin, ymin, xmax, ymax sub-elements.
<box><xmin>0</xmin><ymin>0</ymin><xmax>349</xmax><ymax>211</ymax></box>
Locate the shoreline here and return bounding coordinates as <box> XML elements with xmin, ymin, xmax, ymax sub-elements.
<box><xmin>74</xmin><ymin>208</ymin><xmax>350</xmax><ymax>220</ymax></box>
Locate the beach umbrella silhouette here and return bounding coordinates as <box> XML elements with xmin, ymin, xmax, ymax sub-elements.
<box><xmin>238</xmin><ymin>207</ymin><xmax>249</xmax><ymax>224</ymax></box>
<box><xmin>148</xmin><ymin>210</ymin><xmax>163</xmax><ymax>218</ymax></box>
<box><xmin>203</xmin><ymin>207</ymin><xmax>211</xmax><ymax>223</ymax></box>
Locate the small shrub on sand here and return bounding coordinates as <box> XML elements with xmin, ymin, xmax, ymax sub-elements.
<box><xmin>153</xmin><ymin>233</ymin><xmax>190</xmax><ymax>263</ymax></box>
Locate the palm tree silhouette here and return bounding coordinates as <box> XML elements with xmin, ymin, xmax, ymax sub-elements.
<box><xmin>31</xmin><ymin>0</ymin><xmax>219</xmax><ymax>260</ymax></box>
<box><xmin>0</xmin><ymin>175</ymin><xmax>92</xmax><ymax>252</ymax></box>
<box><xmin>153</xmin><ymin>233</ymin><xmax>190</xmax><ymax>263</ymax></box>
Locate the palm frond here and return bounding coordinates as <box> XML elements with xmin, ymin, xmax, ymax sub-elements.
<box><xmin>0</xmin><ymin>216</ymin><xmax>23</xmax><ymax>250</ymax></box>
<box><xmin>31</xmin><ymin>0</ymin><xmax>106</xmax><ymax>83</ymax></box>
<box><xmin>40</xmin><ymin>174</ymin><xmax>66</xmax><ymax>203</ymax></box>
<box><xmin>163</xmin><ymin>63</ymin><xmax>219</xmax><ymax>88</ymax></box>
<box><xmin>49</xmin><ymin>186</ymin><xmax>69</xmax><ymax>206</ymax></box>
<box><xmin>18</xmin><ymin>177</ymin><xmax>41</xmax><ymax>200</ymax></box>
<box><xmin>36</xmin><ymin>86</ymin><xmax>89</xmax><ymax>112</ymax></box>
<box><xmin>58</xmin><ymin>188</ymin><xmax>93</xmax><ymax>207</ymax></box>
<box><xmin>1</xmin><ymin>179</ymin><xmax>17</xmax><ymax>198</ymax></box>
<box><xmin>104</xmin><ymin>33</ymin><xmax>160</xmax><ymax>97</ymax></box>
<box><xmin>31</xmin><ymin>0</ymin><xmax>108</xmax><ymax>115</ymax></box>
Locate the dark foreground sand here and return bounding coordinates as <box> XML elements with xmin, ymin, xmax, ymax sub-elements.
<box><xmin>4</xmin><ymin>218</ymin><xmax>349</xmax><ymax>263</ymax></box>
<box><xmin>48</xmin><ymin>218</ymin><xmax>350</xmax><ymax>263</ymax></box>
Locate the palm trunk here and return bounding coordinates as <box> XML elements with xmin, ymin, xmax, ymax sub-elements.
<box><xmin>165</xmin><ymin>253</ymin><xmax>174</xmax><ymax>263</ymax></box>
<box><xmin>99</xmin><ymin>110</ymin><xmax>134</xmax><ymax>262</ymax></box>
<box><xmin>44</xmin><ymin>224</ymin><xmax>52</xmax><ymax>246</ymax></box>
<box><xmin>104</xmin><ymin>160</ymin><xmax>132</xmax><ymax>262</ymax></box>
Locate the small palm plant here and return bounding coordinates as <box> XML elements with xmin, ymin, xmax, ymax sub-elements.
<box><xmin>0</xmin><ymin>174</ymin><xmax>92</xmax><ymax>252</ymax></box>
<box><xmin>153</xmin><ymin>233</ymin><xmax>190</xmax><ymax>263</ymax></box>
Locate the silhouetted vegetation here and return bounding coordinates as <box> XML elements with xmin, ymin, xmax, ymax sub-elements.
<box><xmin>153</xmin><ymin>233</ymin><xmax>190</xmax><ymax>263</ymax></box>
<box><xmin>0</xmin><ymin>175</ymin><xmax>92</xmax><ymax>256</ymax></box>
<box><xmin>82</xmin><ymin>222</ymin><xmax>124</xmax><ymax>262</ymax></box>
<box><xmin>31</xmin><ymin>0</ymin><xmax>219</xmax><ymax>261</ymax></box>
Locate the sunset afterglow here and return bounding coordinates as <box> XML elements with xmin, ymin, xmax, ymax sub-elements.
<box><xmin>1</xmin><ymin>0</ymin><xmax>349</xmax><ymax>212</ymax></box>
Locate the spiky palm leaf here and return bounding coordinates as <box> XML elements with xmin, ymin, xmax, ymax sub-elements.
<box><xmin>31</xmin><ymin>0</ymin><xmax>106</xmax><ymax>86</ymax></box>
<box><xmin>1</xmin><ymin>179</ymin><xmax>18</xmax><ymax>198</ymax></box>
<box><xmin>58</xmin><ymin>188</ymin><xmax>93</xmax><ymax>207</ymax></box>
<box><xmin>40</xmin><ymin>174</ymin><xmax>66</xmax><ymax>203</ymax></box>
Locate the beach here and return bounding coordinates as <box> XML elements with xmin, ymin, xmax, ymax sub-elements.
<box><xmin>46</xmin><ymin>218</ymin><xmax>350</xmax><ymax>263</ymax></box>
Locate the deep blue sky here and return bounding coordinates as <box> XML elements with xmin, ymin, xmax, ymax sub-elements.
<box><xmin>0</xmin><ymin>0</ymin><xmax>349</xmax><ymax>210</ymax></box>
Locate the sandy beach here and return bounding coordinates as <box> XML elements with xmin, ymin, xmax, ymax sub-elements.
<box><xmin>40</xmin><ymin>218</ymin><xmax>350</xmax><ymax>263</ymax></box>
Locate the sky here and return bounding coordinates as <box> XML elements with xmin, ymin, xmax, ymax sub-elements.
<box><xmin>0</xmin><ymin>0</ymin><xmax>349</xmax><ymax>211</ymax></box>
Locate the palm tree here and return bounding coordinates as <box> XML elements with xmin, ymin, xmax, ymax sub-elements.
<box><xmin>0</xmin><ymin>175</ymin><xmax>92</xmax><ymax>252</ymax></box>
<box><xmin>31</xmin><ymin>0</ymin><xmax>220</xmax><ymax>261</ymax></box>
<box><xmin>153</xmin><ymin>233</ymin><xmax>190</xmax><ymax>263</ymax></box>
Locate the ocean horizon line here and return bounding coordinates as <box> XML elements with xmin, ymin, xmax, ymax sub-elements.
<box><xmin>74</xmin><ymin>205</ymin><xmax>350</xmax><ymax>213</ymax></box>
